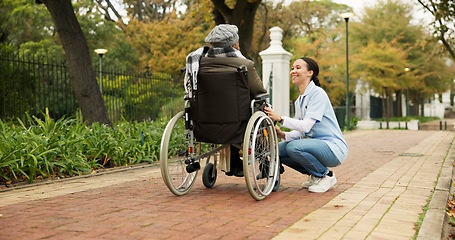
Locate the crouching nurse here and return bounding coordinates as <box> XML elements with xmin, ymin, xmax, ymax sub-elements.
<box><xmin>264</xmin><ymin>57</ymin><xmax>348</xmax><ymax>193</ymax></box>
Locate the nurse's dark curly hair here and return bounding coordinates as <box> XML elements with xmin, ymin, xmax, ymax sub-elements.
<box><xmin>300</xmin><ymin>57</ymin><xmax>320</xmax><ymax>87</ymax></box>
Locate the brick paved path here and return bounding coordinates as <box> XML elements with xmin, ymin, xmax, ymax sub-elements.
<box><xmin>0</xmin><ymin>130</ymin><xmax>443</xmax><ymax>239</ymax></box>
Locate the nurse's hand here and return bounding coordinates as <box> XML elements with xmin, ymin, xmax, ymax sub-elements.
<box><xmin>275</xmin><ymin>125</ymin><xmax>285</xmax><ymax>140</ymax></box>
<box><xmin>264</xmin><ymin>106</ymin><xmax>281</xmax><ymax>122</ymax></box>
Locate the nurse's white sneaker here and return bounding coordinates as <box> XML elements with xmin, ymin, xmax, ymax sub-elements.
<box><xmin>308</xmin><ymin>171</ymin><xmax>336</xmax><ymax>193</ymax></box>
<box><xmin>302</xmin><ymin>175</ymin><xmax>317</xmax><ymax>188</ymax></box>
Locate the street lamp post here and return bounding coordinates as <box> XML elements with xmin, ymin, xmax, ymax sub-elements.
<box><xmin>94</xmin><ymin>48</ymin><xmax>108</xmax><ymax>94</ymax></box>
<box><xmin>341</xmin><ymin>12</ymin><xmax>353</xmax><ymax>131</ymax></box>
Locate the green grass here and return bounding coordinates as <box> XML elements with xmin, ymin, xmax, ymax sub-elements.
<box><xmin>413</xmin><ymin>195</ymin><xmax>431</xmax><ymax>239</ymax></box>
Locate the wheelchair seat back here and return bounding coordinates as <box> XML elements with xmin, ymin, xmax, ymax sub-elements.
<box><xmin>191</xmin><ymin>63</ymin><xmax>251</xmax><ymax>144</ymax></box>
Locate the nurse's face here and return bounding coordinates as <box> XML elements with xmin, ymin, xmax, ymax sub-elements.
<box><xmin>290</xmin><ymin>59</ymin><xmax>313</xmax><ymax>86</ymax></box>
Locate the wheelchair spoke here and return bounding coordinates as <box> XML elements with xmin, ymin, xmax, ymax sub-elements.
<box><xmin>243</xmin><ymin>111</ymin><xmax>279</xmax><ymax>201</ymax></box>
<box><xmin>160</xmin><ymin>111</ymin><xmax>198</xmax><ymax>196</ymax></box>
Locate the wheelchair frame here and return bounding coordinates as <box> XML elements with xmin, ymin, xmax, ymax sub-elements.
<box><xmin>159</xmin><ymin>94</ymin><xmax>280</xmax><ymax>201</ymax></box>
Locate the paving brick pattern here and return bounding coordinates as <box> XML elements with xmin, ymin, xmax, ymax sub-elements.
<box><xmin>0</xmin><ymin>130</ymin><xmax>451</xmax><ymax>240</ymax></box>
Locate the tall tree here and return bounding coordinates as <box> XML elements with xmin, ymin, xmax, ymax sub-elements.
<box><xmin>254</xmin><ymin>0</ymin><xmax>352</xmax><ymax>104</ymax></box>
<box><xmin>122</xmin><ymin>1</ymin><xmax>213</xmax><ymax>78</ymax></box>
<box><xmin>351</xmin><ymin>0</ymin><xmax>453</xmax><ymax>117</ymax></box>
<box><xmin>417</xmin><ymin>0</ymin><xmax>455</xmax><ymax>59</ymax></box>
<box><xmin>0</xmin><ymin>0</ymin><xmax>54</xmax><ymax>46</ymax></box>
<box><xmin>36</xmin><ymin>0</ymin><xmax>110</xmax><ymax>125</ymax></box>
<box><xmin>100</xmin><ymin>0</ymin><xmax>263</xmax><ymax>63</ymax></box>
<box><xmin>210</xmin><ymin>0</ymin><xmax>262</xmax><ymax>59</ymax></box>
<box><xmin>353</xmin><ymin>41</ymin><xmax>408</xmax><ymax>123</ymax></box>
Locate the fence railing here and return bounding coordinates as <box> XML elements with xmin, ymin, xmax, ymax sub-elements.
<box><xmin>0</xmin><ymin>53</ymin><xmax>184</xmax><ymax>122</ymax></box>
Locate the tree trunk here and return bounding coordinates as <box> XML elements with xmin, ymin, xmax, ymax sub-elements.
<box><xmin>211</xmin><ymin>0</ymin><xmax>261</xmax><ymax>60</ymax></box>
<box><xmin>40</xmin><ymin>0</ymin><xmax>110</xmax><ymax>125</ymax></box>
<box><xmin>411</xmin><ymin>90</ymin><xmax>420</xmax><ymax>116</ymax></box>
<box><xmin>420</xmin><ymin>95</ymin><xmax>425</xmax><ymax>117</ymax></box>
<box><xmin>381</xmin><ymin>88</ymin><xmax>389</xmax><ymax>128</ymax></box>
<box><xmin>387</xmin><ymin>90</ymin><xmax>392</xmax><ymax>126</ymax></box>
<box><xmin>396</xmin><ymin>90</ymin><xmax>402</xmax><ymax>117</ymax></box>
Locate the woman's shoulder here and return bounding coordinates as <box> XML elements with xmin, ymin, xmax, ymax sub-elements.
<box><xmin>308</xmin><ymin>85</ymin><xmax>330</xmax><ymax>101</ymax></box>
<box><xmin>201</xmin><ymin>56</ymin><xmax>254</xmax><ymax>66</ymax></box>
<box><xmin>230</xmin><ymin>57</ymin><xmax>255</xmax><ymax>65</ymax></box>
<box><xmin>309</xmin><ymin>84</ymin><xmax>328</xmax><ymax>95</ymax></box>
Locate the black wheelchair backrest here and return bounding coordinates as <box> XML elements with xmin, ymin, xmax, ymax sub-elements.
<box><xmin>191</xmin><ymin>65</ymin><xmax>251</xmax><ymax>144</ymax></box>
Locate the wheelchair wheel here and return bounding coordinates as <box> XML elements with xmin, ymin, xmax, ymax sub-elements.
<box><xmin>202</xmin><ymin>162</ymin><xmax>217</xmax><ymax>188</ymax></box>
<box><xmin>243</xmin><ymin>111</ymin><xmax>279</xmax><ymax>201</ymax></box>
<box><xmin>160</xmin><ymin>111</ymin><xmax>198</xmax><ymax>196</ymax></box>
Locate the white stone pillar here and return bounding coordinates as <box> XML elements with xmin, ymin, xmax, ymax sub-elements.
<box><xmin>355</xmin><ymin>80</ymin><xmax>370</xmax><ymax>120</ymax></box>
<box><xmin>259</xmin><ymin>26</ymin><xmax>292</xmax><ymax>117</ymax></box>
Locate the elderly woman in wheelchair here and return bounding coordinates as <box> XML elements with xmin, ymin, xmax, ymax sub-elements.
<box><xmin>159</xmin><ymin>24</ymin><xmax>280</xmax><ymax>201</ymax></box>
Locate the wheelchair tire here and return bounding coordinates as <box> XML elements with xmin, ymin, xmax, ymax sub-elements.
<box><xmin>160</xmin><ymin>111</ymin><xmax>197</xmax><ymax>196</ymax></box>
<box><xmin>272</xmin><ymin>174</ymin><xmax>280</xmax><ymax>192</ymax></box>
<box><xmin>202</xmin><ymin>162</ymin><xmax>217</xmax><ymax>188</ymax></box>
<box><xmin>243</xmin><ymin>111</ymin><xmax>280</xmax><ymax>201</ymax></box>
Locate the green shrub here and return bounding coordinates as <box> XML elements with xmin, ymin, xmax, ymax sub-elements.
<box><xmin>375</xmin><ymin>116</ymin><xmax>440</xmax><ymax>123</ymax></box>
<box><xmin>0</xmin><ymin>110</ymin><xmax>167</xmax><ymax>185</ymax></box>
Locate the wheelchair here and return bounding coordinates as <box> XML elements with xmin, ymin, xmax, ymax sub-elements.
<box><xmin>159</xmin><ymin>63</ymin><xmax>280</xmax><ymax>201</ymax></box>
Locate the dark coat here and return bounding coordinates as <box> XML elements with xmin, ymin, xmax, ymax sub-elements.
<box><xmin>192</xmin><ymin>57</ymin><xmax>267</xmax><ymax>144</ymax></box>
<box><xmin>199</xmin><ymin>57</ymin><xmax>267</xmax><ymax>98</ymax></box>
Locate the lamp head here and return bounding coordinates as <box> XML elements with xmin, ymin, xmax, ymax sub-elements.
<box><xmin>340</xmin><ymin>12</ymin><xmax>354</xmax><ymax>21</ymax></box>
<box><xmin>94</xmin><ymin>49</ymin><xmax>108</xmax><ymax>57</ymax></box>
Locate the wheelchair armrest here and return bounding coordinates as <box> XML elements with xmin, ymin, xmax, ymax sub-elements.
<box><xmin>253</xmin><ymin>93</ymin><xmax>269</xmax><ymax>101</ymax></box>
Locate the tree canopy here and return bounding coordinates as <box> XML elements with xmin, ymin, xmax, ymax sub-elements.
<box><xmin>417</xmin><ymin>0</ymin><xmax>455</xmax><ymax>59</ymax></box>
<box><xmin>1</xmin><ymin>0</ymin><xmax>453</xmax><ymax>122</ymax></box>
<box><xmin>350</xmin><ymin>0</ymin><xmax>453</xmax><ymax>117</ymax></box>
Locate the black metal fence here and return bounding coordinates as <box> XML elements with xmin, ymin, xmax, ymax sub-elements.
<box><xmin>0</xmin><ymin>53</ymin><xmax>184</xmax><ymax>122</ymax></box>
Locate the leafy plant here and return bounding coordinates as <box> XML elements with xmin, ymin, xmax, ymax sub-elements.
<box><xmin>0</xmin><ymin>111</ymin><xmax>167</xmax><ymax>185</ymax></box>
<box><xmin>448</xmin><ymin>194</ymin><xmax>455</xmax><ymax>226</ymax></box>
